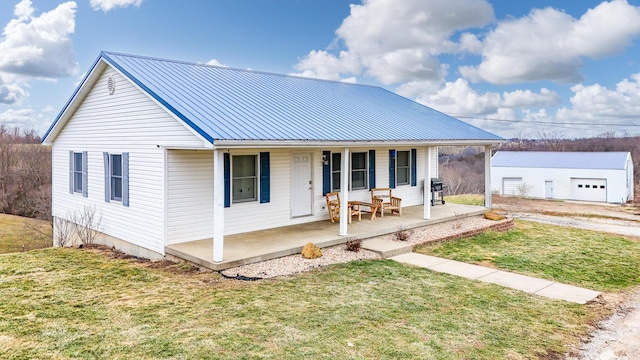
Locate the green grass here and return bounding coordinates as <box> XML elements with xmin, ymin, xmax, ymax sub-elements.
<box><xmin>416</xmin><ymin>220</ymin><xmax>640</xmax><ymax>292</ymax></box>
<box><xmin>0</xmin><ymin>214</ymin><xmax>52</xmax><ymax>254</ymax></box>
<box><xmin>0</xmin><ymin>248</ymin><xmax>604</xmax><ymax>359</ymax></box>
<box><xmin>444</xmin><ymin>194</ymin><xmax>485</xmax><ymax>206</ymax></box>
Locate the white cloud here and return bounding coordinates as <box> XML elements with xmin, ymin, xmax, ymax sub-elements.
<box><xmin>206</xmin><ymin>59</ymin><xmax>228</xmax><ymax>67</ymax></box>
<box><xmin>292</xmin><ymin>50</ymin><xmax>360</xmax><ymax>81</ymax></box>
<box><xmin>403</xmin><ymin>77</ymin><xmax>560</xmax><ymax>116</ymax></box>
<box><xmin>0</xmin><ymin>0</ymin><xmax>79</xmax><ymax>78</ymax></box>
<box><xmin>0</xmin><ymin>108</ymin><xmax>35</xmax><ymax>126</ymax></box>
<box><xmin>0</xmin><ymin>79</ymin><xmax>28</xmax><ymax>104</ymax></box>
<box><xmin>502</xmin><ymin>88</ymin><xmax>561</xmax><ymax>108</ymax></box>
<box><xmin>90</xmin><ymin>0</ymin><xmax>143</xmax><ymax>12</ymax></box>
<box><xmin>292</xmin><ymin>0</ymin><xmax>494</xmax><ymax>84</ymax></box>
<box><xmin>462</xmin><ymin>0</ymin><xmax>640</xmax><ymax>84</ymax></box>
<box><xmin>556</xmin><ymin>73</ymin><xmax>640</xmax><ymax>121</ymax></box>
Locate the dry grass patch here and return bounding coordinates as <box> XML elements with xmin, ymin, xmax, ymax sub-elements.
<box><xmin>0</xmin><ymin>213</ymin><xmax>51</xmax><ymax>254</ymax></box>
<box><xmin>0</xmin><ymin>248</ymin><xmax>610</xmax><ymax>359</ymax></box>
<box><xmin>444</xmin><ymin>194</ymin><xmax>484</xmax><ymax>206</ymax></box>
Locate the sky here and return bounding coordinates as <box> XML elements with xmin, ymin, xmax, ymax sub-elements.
<box><xmin>1</xmin><ymin>0</ymin><xmax>640</xmax><ymax>139</ymax></box>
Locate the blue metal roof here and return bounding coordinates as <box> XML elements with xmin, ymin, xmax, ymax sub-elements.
<box><xmin>44</xmin><ymin>52</ymin><xmax>503</xmax><ymax>144</ymax></box>
<box><xmin>492</xmin><ymin>151</ymin><xmax>630</xmax><ymax>170</ymax></box>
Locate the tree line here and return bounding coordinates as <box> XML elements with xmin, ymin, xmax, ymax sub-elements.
<box><xmin>0</xmin><ymin>125</ymin><xmax>51</xmax><ymax>219</ymax></box>
<box><xmin>0</xmin><ymin>125</ymin><xmax>638</xmax><ymax>220</ymax></box>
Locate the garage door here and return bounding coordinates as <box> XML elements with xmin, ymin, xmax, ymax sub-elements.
<box><xmin>570</xmin><ymin>178</ymin><xmax>607</xmax><ymax>202</ymax></box>
<box><xmin>502</xmin><ymin>177</ymin><xmax>523</xmax><ymax>196</ymax></box>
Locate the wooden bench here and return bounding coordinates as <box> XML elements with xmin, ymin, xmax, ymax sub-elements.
<box><xmin>326</xmin><ymin>192</ymin><xmax>361</xmax><ymax>223</ymax></box>
<box><xmin>370</xmin><ymin>187</ymin><xmax>401</xmax><ymax>217</ymax></box>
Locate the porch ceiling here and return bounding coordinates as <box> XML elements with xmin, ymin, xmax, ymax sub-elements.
<box><xmin>165</xmin><ymin>203</ymin><xmax>486</xmax><ymax>271</ymax></box>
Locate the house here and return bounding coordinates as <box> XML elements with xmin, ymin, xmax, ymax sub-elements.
<box><xmin>491</xmin><ymin>151</ymin><xmax>634</xmax><ymax>203</ymax></box>
<box><xmin>42</xmin><ymin>51</ymin><xmax>502</xmax><ymax>262</ymax></box>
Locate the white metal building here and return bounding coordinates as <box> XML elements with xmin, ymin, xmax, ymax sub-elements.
<box><xmin>492</xmin><ymin>151</ymin><xmax>634</xmax><ymax>204</ymax></box>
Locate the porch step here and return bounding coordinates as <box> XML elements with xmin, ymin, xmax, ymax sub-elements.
<box><xmin>362</xmin><ymin>238</ymin><xmax>413</xmax><ymax>258</ymax></box>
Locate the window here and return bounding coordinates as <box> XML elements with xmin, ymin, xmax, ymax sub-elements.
<box><xmin>331</xmin><ymin>153</ymin><xmax>341</xmax><ymax>191</ymax></box>
<box><xmin>110</xmin><ymin>154</ymin><xmax>123</xmax><ymax>201</ymax></box>
<box><xmin>70</xmin><ymin>151</ymin><xmax>87</xmax><ymax>197</ymax></box>
<box><xmin>232</xmin><ymin>155</ymin><xmax>257</xmax><ymax>203</ymax></box>
<box><xmin>396</xmin><ymin>150</ymin><xmax>410</xmax><ymax>185</ymax></box>
<box><xmin>103</xmin><ymin>152</ymin><xmax>128</xmax><ymax>206</ymax></box>
<box><xmin>73</xmin><ymin>152</ymin><xmax>83</xmax><ymax>193</ymax></box>
<box><xmin>351</xmin><ymin>152</ymin><xmax>367</xmax><ymax>190</ymax></box>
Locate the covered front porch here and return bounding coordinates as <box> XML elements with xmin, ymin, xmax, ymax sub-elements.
<box><xmin>165</xmin><ymin>203</ymin><xmax>486</xmax><ymax>270</ymax></box>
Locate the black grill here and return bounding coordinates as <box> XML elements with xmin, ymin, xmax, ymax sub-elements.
<box><xmin>430</xmin><ymin>178</ymin><xmax>443</xmax><ymax>191</ymax></box>
<box><xmin>430</xmin><ymin>178</ymin><xmax>445</xmax><ymax>206</ymax></box>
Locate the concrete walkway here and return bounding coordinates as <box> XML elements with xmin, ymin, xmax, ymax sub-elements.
<box><xmin>390</xmin><ymin>253</ymin><xmax>601</xmax><ymax>304</ymax></box>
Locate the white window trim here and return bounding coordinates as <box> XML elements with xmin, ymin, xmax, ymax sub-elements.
<box><xmin>232</xmin><ymin>154</ymin><xmax>258</xmax><ymax>203</ymax></box>
<box><xmin>350</xmin><ymin>151</ymin><xmax>368</xmax><ymax>190</ymax></box>
<box><xmin>110</xmin><ymin>154</ymin><xmax>123</xmax><ymax>202</ymax></box>
<box><xmin>331</xmin><ymin>152</ymin><xmax>341</xmax><ymax>192</ymax></box>
<box><xmin>396</xmin><ymin>150</ymin><xmax>410</xmax><ymax>186</ymax></box>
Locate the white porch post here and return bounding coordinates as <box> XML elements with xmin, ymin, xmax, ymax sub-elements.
<box><xmin>484</xmin><ymin>145</ymin><xmax>492</xmax><ymax>209</ymax></box>
<box><xmin>213</xmin><ymin>149</ymin><xmax>225</xmax><ymax>262</ymax></box>
<box><xmin>424</xmin><ymin>146</ymin><xmax>432</xmax><ymax>219</ymax></box>
<box><xmin>339</xmin><ymin>148</ymin><xmax>350</xmax><ymax>236</ymax></box>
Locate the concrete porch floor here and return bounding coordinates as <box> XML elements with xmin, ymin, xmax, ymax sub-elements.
<box><xmin>165</xmin><ymin>203</ymin><xmax>487</xmax><ymax>270</ymax></box>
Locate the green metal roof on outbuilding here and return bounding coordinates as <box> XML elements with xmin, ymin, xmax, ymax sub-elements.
<box><xmin>43</xmin><ymin>52</ymin><xmax>503</xmax><ymax>145</ymax></box>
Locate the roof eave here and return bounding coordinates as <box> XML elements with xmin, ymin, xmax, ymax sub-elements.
<box><xmin>209</xmin><ymin>138</ymin><xmax>503</xmax><ymax>149</ymax></box>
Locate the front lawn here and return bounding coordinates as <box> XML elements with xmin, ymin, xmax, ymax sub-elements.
<box><xmin>415</xmin><ymin>220</ymin><xmax>640</xmax><ymax>292</ymax></box>
<box><xmin>0</xmin><ymin>248</ymin><xmax>604</xmax><ymax>359</ymax></box>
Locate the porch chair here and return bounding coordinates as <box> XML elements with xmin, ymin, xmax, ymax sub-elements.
<box><xmin>370</xmin><ymin>187</ymin><xmax>402</xmax><ymax>217</ymax></box>
<box><xmin>325</xmin><ymin>192</ymin><xmax>360</xmax><ymax>223</ymax></box>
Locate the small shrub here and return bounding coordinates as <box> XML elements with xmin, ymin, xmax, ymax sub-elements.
<box><xmin>345</xmin><ymin>238</ymin><xmax>362</xmax><ymax>252</ymax></box>
<box><xmin>393</xmin><ymin>226</ymin><xmax>412</xmax><ymax>241</ymax></box>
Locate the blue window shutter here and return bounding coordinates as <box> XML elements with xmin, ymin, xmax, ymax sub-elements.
<box><xmin>389</xmin><ymin>149</ymin><xmax>396</xmax><ymax>189</ymax></box>
<box><xmin>103</xmin><ymin>152</ymin><xmax>110</xmax><ymax>203</ymax></box>
<box><xmin>368</xmin><ymin>150</ymin><xmax>376</xmax><ymax>189</ymax></box>
<box><xmin>259</xmin><ymin>152</ymin><xmax>270</xmax><ymax>203</ymax></box>
<box><xmin>82</xmin><ymin>151</ymin><xmax>88</xmax><ymax>197</ymax></box>
<box><xmin>69</xmin><ymin>151</ymin><xmax>74</xmax><ymax>194</ymax></box>
<box><xmin>322</xmin><ymin>150</ymin><xmax>331</xmax><ymax>195</ymax></box>
<box><xmin>122</xmin><ymin>152</ymin><xmax>129</xmax><ymax>207</ymax></box>
<box><xmin>223</xmin><ymin>153</ymin><xmax>230</xmax><ymax>208</ymax></box>
<box><xmin>411</xmin><ymin>148</ymin><xmax>417</xmax><ymax>187</ymax></box>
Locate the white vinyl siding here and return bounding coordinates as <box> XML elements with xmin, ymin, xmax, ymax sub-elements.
<box><xmin>166</xmin><ymin>150</ymin><xmax>214</xmax><ymax>244</ymax></box>
<box><xmin>51</xmin><ymin>66</ymin><xmax>205</xmax><ymax>254</ymax></box>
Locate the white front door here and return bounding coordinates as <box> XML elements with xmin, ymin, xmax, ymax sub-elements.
<box><xmin>291</xmin><ymin>152</ymin><xmax>313</xmax><ymax>217</ymax></box>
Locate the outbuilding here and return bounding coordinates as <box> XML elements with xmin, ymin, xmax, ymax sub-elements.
<box><xmin>491</xmin><ymin>151</ymin><xmax>634</xmax><ymax>204</ymax></box>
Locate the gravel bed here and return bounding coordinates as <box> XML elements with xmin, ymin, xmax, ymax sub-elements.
<box><xmin>221</xmin><ymin>215</ymin><xmax>503</xmax><ymax>279</ymax></box>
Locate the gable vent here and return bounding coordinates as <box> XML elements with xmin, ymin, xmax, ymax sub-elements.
<box><xmin>107</xmin><ymin>76</ymin><xmax>116</xmax><ymax>95</ymax></box>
